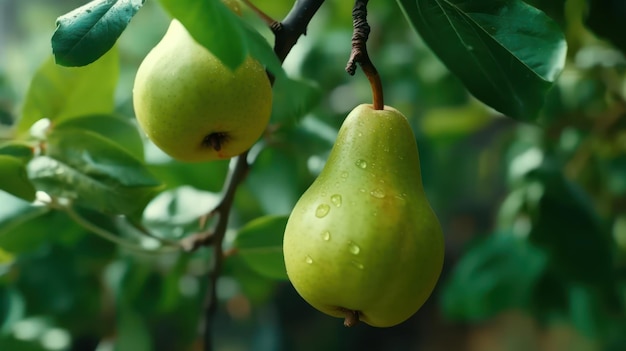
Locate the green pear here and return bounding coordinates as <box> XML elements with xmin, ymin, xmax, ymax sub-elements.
<box><xmin>283</xmin><ymin>104</ymin><xmax>444</xmax><ymax>327</ymax></box>
<box><xmin>133</xmin><ymin>19</ymin><xmax>272</xmax><ymax>162</ymax></box>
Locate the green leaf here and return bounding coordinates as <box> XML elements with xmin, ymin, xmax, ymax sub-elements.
<box><xmin>158</xmin><ymin>0</ymin><xmax>248</xmax><ymax>70</ymax></box>
<box><xmin>0</xmin><ymin>288</ymin><xmax>25</xmax><ymax>334</ymax></box>
<box><xmin>0</xmin><ymin>142</ymin><xmax>35</xmax><ymax>163</ymax></box>
<box><xmin>397</xmin><ymin>0</ymin><xmax>567</xmax><ymax>120</ymax></box>
<box><xmin>18</xmin><ymin>49</ymin><xmax>119</xmax><ymax>135</ymax></box>
<box><xmin>234</xmin><ymin>215</ymin><xmax>288</xmax><ymax>280</ymax></box>
<box><xmin>28</xmin><ymin>129</ymin><xmax>161</xmax><ymax>215</ymax></box>
<box><xmin>115</xmin><ymin>303</ymin><xmax>153</xmax><ymax>351</ymax></box>
<box><xmin>0</xmin><ymin>156</ymin><xmax>37</xmax><ymax>202</ymax></box>
<box><xmin>441</xmin><ymin>233</ymin><xmax>547</xmax><ymax>321</ymax></box>
<box><xmin>142</xmin><ymin>186</ymin><xmax>220</xmax><ymax>240</ymax></box>
<box><xmin>525</xmin><ymin>165</ymin><xmax>614</xmax><ymax>286</ymax></box>
<box><xmin>271</xmin><ymin>78</ymin><xmax>322</xmax><ymax>123</ymax></box>
<box><xmin>0</xmin><ymin>192</ymin><xmax>50</xmax><ymax>253</ymax></box>
<box><xmin>52</xmin><ymin>0</ymin><xmax>145</xmax><ymax>67</ymax></box>
<box><xmin>54</xmin><ymin>114</ymin><xmax>145</xmax><ymax>161</ymax></box>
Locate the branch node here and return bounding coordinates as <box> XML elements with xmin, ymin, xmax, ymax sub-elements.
<box><xmin>345</xmin><ymin>0</ymin><xmax>384</xmax><ymax>110</ymax></box>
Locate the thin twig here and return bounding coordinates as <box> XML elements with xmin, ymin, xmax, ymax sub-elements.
<box><xmin>241</xmin><ymin>0</ymin><xmax>278</xmax><ymax>28</ymax></box>
<box><xmin>345</xmin><ymin>0</ymin><xmax>384</xmax><ymax>110</ymax></box>
<box><xmin>64</xmin><ymin>206</ymin><xmax>181</xmax><ymax>254</ymax></box>
<box><xmin>195</xmin><ymin>1</ymin><xmax>327</xmax><ymax>349</ymax></box>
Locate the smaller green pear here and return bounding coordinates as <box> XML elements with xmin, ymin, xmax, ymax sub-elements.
<box><xmin>133</xmin><ymin>19</ymin><xmax>272</xmax><ymax>162</ymax></box>
<box><xmin>283</xmin><ymin>104</ymin><xmax>444</xmax><ymax>327</ymax></box>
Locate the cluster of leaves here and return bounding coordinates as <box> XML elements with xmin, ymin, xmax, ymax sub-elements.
<box><xmin>0</xmin><ymin>0</ymin><xmax>625</xmax><ymax>350</ymax></box>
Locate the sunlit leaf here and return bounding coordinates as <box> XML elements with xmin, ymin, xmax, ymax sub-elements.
<box><xmin>18</xmin><ymin>49</ymin><xmax>119</xmax><ymax>135</ymax></box>
<box><xmin>54</xmin><ymin>114</ymin><xmax>145</xmax><ymax>161</ymax></box>
<box><xmin>397</xmin><ymin>0</ymin><xmax>567</xmax><ymax>120</ymax></box>
<box><xmin>52</xmin><ymin>0</ymin><xmax>145</xmax><ymax>67</ymax></box>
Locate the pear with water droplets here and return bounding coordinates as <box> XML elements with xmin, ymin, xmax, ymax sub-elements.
<box><xmin>283</xmin><ymin>104</ymin><xmax>444</xmax><ymax>327</ymax></box>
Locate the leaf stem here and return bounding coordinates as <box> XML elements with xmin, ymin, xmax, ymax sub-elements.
<box><xmin>345</xmin><ymin>0</ymin><xmax>384</xmax><ymax>110</ymax></box>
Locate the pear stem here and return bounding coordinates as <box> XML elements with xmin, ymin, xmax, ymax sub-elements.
<box><xmin>342</xmin><ymin>309</ymin><xmax>361</xmax><ymax>327</ymax></box>
<box><xmin>346</xmin><ymin>0</ymin><xmax>384</xmax><ymax>110</ymax></box>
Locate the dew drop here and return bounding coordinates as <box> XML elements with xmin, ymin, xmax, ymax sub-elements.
<box><xmin>321</xmin><ymin>231</ymin><xmax>331</xmax><ymax>241</ymax></box>
<box><xmin>351</xmin><ymin>260</ymin><xmax>364</xmax><ymax>270</ymax></box>
<box><xmin>330</xmin><ymin>194</ymin><xmax>342</xmax><ymax>207</ymax></box>
<box><xmin>348</xmin><ymin>241</ymin><xmax>361</xmax><ymax>255</ymax></box>
<box><xmin>355</xmin><ymin>159</ymin><xmax>367</xmax><ymax>169</ymax></box>
<box><xmin>370</xmin><ymin>189</ymin><xmax>385</xmax><ymax>199</ymax></box>
<box><xmin>315</xmin><ymin>204</ymin><xmax>330</xmax><ymax>218</ymax></box>
<box><xmin>305</xmin><ymin>255</ymin><xmax>314</xmax><ymax>264</ymax></box>
<box><xmin>359</xmin><ymin>188</ymin><xmax>366</xmax><ymax>193</ymax></box>
<box><xmin>358</xmin><ymin>132</ymin><xmax>363</xmax><ymax>137</ymax></box>
<box><xmin>341</xmin><ymin>171</ymin><xmax>349</xmax><ymax>179</ymax></box>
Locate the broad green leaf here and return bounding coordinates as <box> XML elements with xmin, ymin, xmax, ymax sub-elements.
<box><xmin>0</xmin><ymin>193</ymin><xmax>49</xmax><ymax>242</ymax></box>
<box><xmin>54</xmin><ymin>114</ymin><xmax>144</xmax><ymax>161</ymax></box>
<box><xmin>0</xmin><ymin>142</ymin><xmax>34</xmax><ymax>163</ymax></box>
<box><xmin>441</xmin><ymin>233</ymin><xmax>548</xmax><ymax>321</ymax></box>
<box><xmin>223</xmin><ymin>254</ymin><xmax>277</xmax><ymax>304</ymax></box>
<box><xmin>18</xmin><ymin>49</ymin><xmax>119</xmax><ymax>135</ymax></box>
<box><xmin>52</xmin><ymin>0</ymin><xmax>145</xmax><ymax>67</ymax></box>
<box><xmin>234</xmin><ymin>215</ymin><xmax>288</xmax><ymax>280</ymax></box>
<box><xmin>397</xmin><ymin>0</ymin><xmax>567</xmax><ymax>120</ymax></box>
<box><xmin>0</xmin><ymin>156</ymin><xmax>36</xmax><ymax>202</ymax></box>
<box><xmin>525</xmin><ymin>165</ymin><xmax>614</xmax><ymax>286</ymax></box>
<box><xmin>28</xmin><ymin>129</ymin><xmax>161</xmax><ymax>215</ymax></box>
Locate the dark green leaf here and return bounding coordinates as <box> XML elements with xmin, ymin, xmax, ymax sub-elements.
<box><xmin>526</xmin><ymin>165</ymin><xmax>614</xmax><ymax>286</ymax></box>
<box><xmin>0</xmin><ymin>156</ymin><xmax>37</xmax><ymax>202</ymax></box>
<box><xmin>18</xmin><ymin>50</ymin><xmax>119</xmax><ymax>135</ymax></box>
<box><xmin>54</xmin><ymin>114</ymin><xmax>145</xmax><ymax>161</ymax></box>
<box><xmin>235</xmin><ymin>215</ymin><xmax>288</xmax><ymax>280</ymax></box>
<box><xmin>397</xmin><ymin>0</ymin><xmax>567</xmax><ymax>120</ymax></box>
<box><xmin>52</xmin><ymin>0</ymin><xmax>145</xmax><ymax>67</ymax></box>
<box><xmin>0</xmin><ymin>143</ymin><xmax>34</xmax><ymax>163</ymax></box>
<box><xmin>441</xmin><ymin>233</ymin><xmax>547</xmax><ymax>321</ymax></box>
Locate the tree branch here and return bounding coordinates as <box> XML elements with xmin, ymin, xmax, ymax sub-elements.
<box><xmin>186</xmin><ymin>1</ymin><xmax>327</xmax><ymax>350</ymax></box>
<box><xmin>345</xmin><ymin>0</ymin><xmax>384</xmax><ymax>110</ymax></box>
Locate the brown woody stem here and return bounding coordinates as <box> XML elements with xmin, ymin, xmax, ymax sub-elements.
<box><xmin>193</xmin><ymin>1</ymin><xmax>327</xmax><ymax>350</ymax></box>
<box><xmin>345</xmin><ymin>0</ymin><xmax>384</xmax><ymax>110</ymax></box>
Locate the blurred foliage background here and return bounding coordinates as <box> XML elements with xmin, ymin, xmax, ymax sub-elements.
<box><xmin>1</xmin><ymin>0</ymin><xmax>626</xmax><ymax>350</ymax></box>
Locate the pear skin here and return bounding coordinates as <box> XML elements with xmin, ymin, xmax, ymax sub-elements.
<box><xmin>283</xmin><ymin>104</ymin><xmax>444</xmax><ymax>327</ymax></box>
<box><xmin>133</xmin><ymin>19</ymin><xmax>272</xmax><ymax>162</ymax></box>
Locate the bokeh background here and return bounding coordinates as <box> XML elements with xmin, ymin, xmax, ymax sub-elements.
<box><xmin>1</xmin><ymin>0</ymin><xmax>625</xmax><ymax>350</ymax></box>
